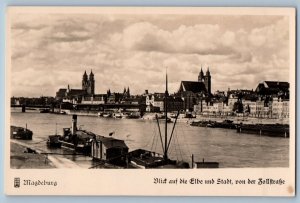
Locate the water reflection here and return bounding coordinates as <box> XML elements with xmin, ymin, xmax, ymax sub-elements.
<box><xmin>11</xmin><ymin>111</ymin><xmax>289</xmax><ymax>168</ymax></box>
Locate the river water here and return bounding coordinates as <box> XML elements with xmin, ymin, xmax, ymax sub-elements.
<box><xmin>10</xmin><ymin>109</ymin><xmax>289</xmax><ymax>168</ymax></box>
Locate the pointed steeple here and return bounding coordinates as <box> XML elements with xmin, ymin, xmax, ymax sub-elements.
<box><xmin>206</xmin><ymin>67</ymin><xmax>210</xmax><ymax>76</ymax></box>
<box><xmin>83</xmin><ymin>70</ymin><xmax>88</xmax><ymax>81</ymax></box>
<box><xmin>89</xmin><ymin>70</ymin><xmax>94</xmax><ymax>81</ymax></box>
<box><xmin>198</xmin><ymin>65</ymin><xmax>204</xmax><ymax>82</ymax></box>
<box><xmin>127</xmin><ymin>87</ymin><xmax>130</xmax><ymax>97</ymax></box>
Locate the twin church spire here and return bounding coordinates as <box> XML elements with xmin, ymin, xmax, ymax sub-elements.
<box><xmin>82</xmin><ymin>70</ymin><xmax>95</xmax><ymax>95</ymax></box>
<box><xmin>198</xmin><ymin>66</ymin><xmax>211</xmax><ymax>95</ymax></box>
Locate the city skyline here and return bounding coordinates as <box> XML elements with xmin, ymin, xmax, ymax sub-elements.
<box><xmin>10</xmin><ymin>12</ymin><xmax>290</xmax><ymax>97</ymax></box>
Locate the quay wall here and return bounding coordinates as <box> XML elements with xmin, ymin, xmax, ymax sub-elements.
<box><xmin>65</xmin><ymin>109</ymin><xmax>98</xmax><ymax>117</ymax></box>
<box><xmin>60</xmin><ymin>109</ymin><xmax>289</xmax><ymax>125</ymax></box>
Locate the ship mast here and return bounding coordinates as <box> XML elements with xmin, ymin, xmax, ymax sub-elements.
<box><xmin>164</xmin><ymin>68</ymin><xmax>169</xmax><ymax>161</ymax></box>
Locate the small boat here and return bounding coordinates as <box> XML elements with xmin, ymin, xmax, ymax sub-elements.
<box><xmin>184</xmin><ymin>112</ymin><xmax>196</xmax><ymax>118</ymax></box>
<box><xmin>11</xmin><ymin>125</ymin><xmax>33</xmax><ymax>140</ymax></box>
<box><xmin>113</xmin><ymin>113</ymin><xmax>123</xmax><ymax>119</ymax></box>
<box><xmin>40</xmin><ymin>109</ymin><xmax>50</xmax><ymax>113</ymax></box>
<box><xmin>47</xmin><ymin>135</ymin><xmax>62</xmax><ymax>148</ymax></box>
<box><xmin>223</xmin><ymin>119</ymin><xmax>234</xmax><ymax>124</ymax></box>
<box><xmin>47</xmin><ymin>123</ymin><xmax>62</xmax><ymax>148</ymax></box>
<box><xmin>127</xmin><ymin>113</ymin><xmax>140</xmax><ymax>119</ymax></box>
<box><xmin>102</xmin><ymin>113</ymin><xmax>112</xmax><ymax>118</ymax></box>
<box><xmin>156</xmin><ymin>114</ymin><xmax>172</xmax><ymax>123</ymax></box>
<box><xmin>170</xmin><ymin>113</ymin><xmax>177</xmax><ymax>119</ymax></box>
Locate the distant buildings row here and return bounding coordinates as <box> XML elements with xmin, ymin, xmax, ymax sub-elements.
<box><xmin>11</xmin><ymin>68</ymin><xmax>290</xmax><ymax>119</ymax></box>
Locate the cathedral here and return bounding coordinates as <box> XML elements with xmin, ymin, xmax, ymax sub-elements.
<box><xmin>55</xmin><ymin>70</ymin><xmax>95</xmax><ymax>101</ymax></box>
<box><xmin>198</xmin><ymin>67</ymin><xmax>211</xmax><ymax>95</ymax></box>
<box><xmin>82</xmin><ymin>70</ymin><xmax>95</xmax><ymax>95</ymax></box>
<box><xmin>178</xmin><ymin>66</ymin><xmax>212</xmax><ymax>96</ymax></box>
<box><xmin>177</xmin><ymin>66</ymin><xmax>212</xmax><ymax>111</ymax></box>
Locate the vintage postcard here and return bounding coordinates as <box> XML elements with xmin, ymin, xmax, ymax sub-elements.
<box><xmin>5</xmin><ymin>7</ymin><xmax>295</xmax><ymax>196</ymax></box>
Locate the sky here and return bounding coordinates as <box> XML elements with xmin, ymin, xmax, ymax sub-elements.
<box><xmin>10</xmin><ymin>11</ymin><xmax>291</xmax><ymax>97</ymax></box>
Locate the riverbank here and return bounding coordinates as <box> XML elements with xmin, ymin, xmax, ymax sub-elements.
<box><xmin>63</xmin><ymin>110</ymin><xmax>289</xmax><ymax>125</ymax></box>
<box><xmin>10</xmin><ymin>141</ymin><xmax>55</xmax><ymax>169</ymax></box>
<box><xmin>12</xmin><ymin>107</ymin><xmax>289</xmax><ymax>125</ymax></box>
<box><xmin>10</xmin><ymin>140</ymin><xmax>86</xmax><ymax>169</ymax></box>
<box><xmin>11</xmin><ymin>111</ymin><xmax>289</xmax><ymax>168</ymax></box>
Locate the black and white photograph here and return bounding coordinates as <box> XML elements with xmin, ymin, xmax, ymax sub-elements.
<box><xmin>5</xmin><ymin>7</ymin><xmax>295</xmax><ymax>196</ymax></box>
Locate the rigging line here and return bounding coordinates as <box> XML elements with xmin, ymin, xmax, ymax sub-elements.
<box><xmin>150</xmin><ymin>124</ymin><xmax>158</xmax><ymax>151</ymax></box>
<box><xmin>181</xmin><ymin>124</ymin><xmax>192</xmax><ymax>157</ymax></box>
<box><xmin>175</xmin><ymin>131</ymin><xmax>183</xmax><ymax>160</ymax></box>
<box><xmin>166</xmin><ymin>110</ymin><xmax>180</xmax><ymax>154</ymax></box>
<box><xmin>155</xmin><ymin>114</ymin><xmax>165</xmax><ymax>154</ymax></box>
<box><xmin>170</xmin><ymin>131</ymin><xmax>180</xmax><ymax>161</ymax></box>
<box><xmin>169</xmin><ymin>130</ymin><xmax>178</xmax><ymax>161</ymax></box>
<box><xmin>149</xmin><ymin>124</ymin><xmax>155</xmax><ymax>149</ymax></box>
<box><xmin>150</xmin><ymin>128</ymin><xmax>155</xmax><ymax>151</ymax></box>
<box><xmin>168</xmin><ymin>126</ymin><xmax>178</xmax><ymax>161</ymax></box>
<box><xmin>142</xmin><ymin>120</ymin><xmax>159</xmax><ymax>149</ymax></box>
<box><xmin>154</xmin><ymin>130</ymin><xmax>159</xmax><ymax>152</ymax></box>
<box><xmin>154</xmin><ymin>124</ymin><xmax>160</xmax><ymax>151</ymax></box>
<box><xmin>173</xmin><ymin>130</ymin><xmax>180</xmax><ymax>161</ymax></box>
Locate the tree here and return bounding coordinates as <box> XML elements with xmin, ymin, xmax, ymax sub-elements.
<box><xmin>107</xmin><ymin>89</ymin><xmax>111</xmax><ymax>97</ymax></box>
<box><xmin>247</xmin><ymin>104</ymin><xmax>250</xmax><ymax>114</ymax></box>
<box><xmin>233</xmin><ymin>101</ymin><xmax>243</xmax><ymax>113</ymax></box>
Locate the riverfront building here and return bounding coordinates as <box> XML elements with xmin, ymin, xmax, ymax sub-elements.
<box><xmin>193</xmin><ymin>81</ymin><xmax>290</xmax><ymax>119</ymax></box>
<box><xmin>52</xmin><ymin>69</ymin><xmax>289</xmax><ymax>119</ymax></box>
<box><xmin>177</xmin><ymin>67</ymin><xmax>212</xmax><ymax>111</ymax></box>
<box><xmin>56</xmin><ymin>70</ymin><xmax>95</xmax><ymax>102</ymax></box>
<box><xmin>145</xmin><ymin>93</ymin><xmax>184</xmax><ymax>112</ymax></box>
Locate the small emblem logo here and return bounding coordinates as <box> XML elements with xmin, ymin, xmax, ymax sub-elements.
<box><xmin>14</xmin><ymin>177</ymin><xmax>20</xmax><ymax>188</ymax></box>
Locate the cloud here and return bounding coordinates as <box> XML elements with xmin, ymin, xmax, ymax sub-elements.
<box><xmin>9</xmin><ymin>13</ymin><xmax>291</xmax><ymax>97</ymax></box>
<box><xmin>111</xmin><ymin>22</ymin><xmax>238</xmax><ymax>56</ymax></box>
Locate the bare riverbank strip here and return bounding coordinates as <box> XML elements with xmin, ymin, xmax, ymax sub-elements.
<box><xmin>10</xmin><ymin>140</ymin><xmax>83</xmax><ymax>169</ymax></box>
<box><xmin>10</xmin><ymin>141</ymin><xmax>55</xmax><ymax>169</ymax></box>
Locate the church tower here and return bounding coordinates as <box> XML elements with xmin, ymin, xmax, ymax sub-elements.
<box><xmin>82</xmin><ymin>70</ymin><xmax>88</xmax><ymax>92</ymax></box>
<box><xmin>88</xmin><ymin>70</ymin><xmax>95</xmax><ymax>95</ymax></box>
<box><xmin>204</xmin><ymin>68</ymin><xmax>211</xmax><ymax>95</ymax></box>
<box><xmin>82</xmin><ymin>70</ymin><xmax>95</xmax><ymax>95</ymax></box>
<box><xmin>198</xmin><ymin>66</ymin><xmax>204</xmax><ymax>82</ymax></box>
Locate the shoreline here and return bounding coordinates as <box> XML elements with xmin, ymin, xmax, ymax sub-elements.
<box><xmin>10</xmin><ymin>141</ymin><xmax>55</xmax><ymax>169</ymax></box>
<box><xmin>10</xmin><ymin>140</ymin><xmax>84</xmax><ymax>169</ymax></box>
<box><xmin>11</xmin><ymin>108</ymin><xmax>289</xmax><ymax>125</ymax></box>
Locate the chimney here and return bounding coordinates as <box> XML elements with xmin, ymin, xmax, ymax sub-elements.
<box><xmin>72</xmin><ymin>114</ymin><xmax>77</xmax><ymax>135</ymax></box>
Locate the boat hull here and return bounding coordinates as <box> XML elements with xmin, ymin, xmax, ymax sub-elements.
<box><xmin>10</xmin><ymin>126</ymin><xmax>33</xmax><ymax>140</ymax></box>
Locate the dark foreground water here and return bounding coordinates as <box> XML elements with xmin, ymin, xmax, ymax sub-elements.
<box><xmin>10</xmin><ymin>110</ymin><xmax>289</xmax><ymax>168</ymax></box>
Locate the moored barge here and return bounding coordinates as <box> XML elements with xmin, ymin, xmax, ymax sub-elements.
<box><xmin>11</xmin><ymin>125</ymin><xmax>33</xmax><ymax>140</ymax></box>
<box><xmin>47</xmin><ymin>114</ymin><xmax>130</xmax><ymax>167</ymax></box>
<box><xmin>237</xmin><ymin>123</ymin><xmax>289</xmax><ymax>138</ymax></box>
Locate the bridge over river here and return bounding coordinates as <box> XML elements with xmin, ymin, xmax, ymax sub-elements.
<box><xmin>11</xmin><ymin>103</ymin><xmax>144</xmax><ymax>113</ymax></box>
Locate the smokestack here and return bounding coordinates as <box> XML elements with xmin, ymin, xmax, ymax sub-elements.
<box><xmin>72</xmin><ymin>114</ymin><xmax>77</xmax><ymax>135</ymax></box>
